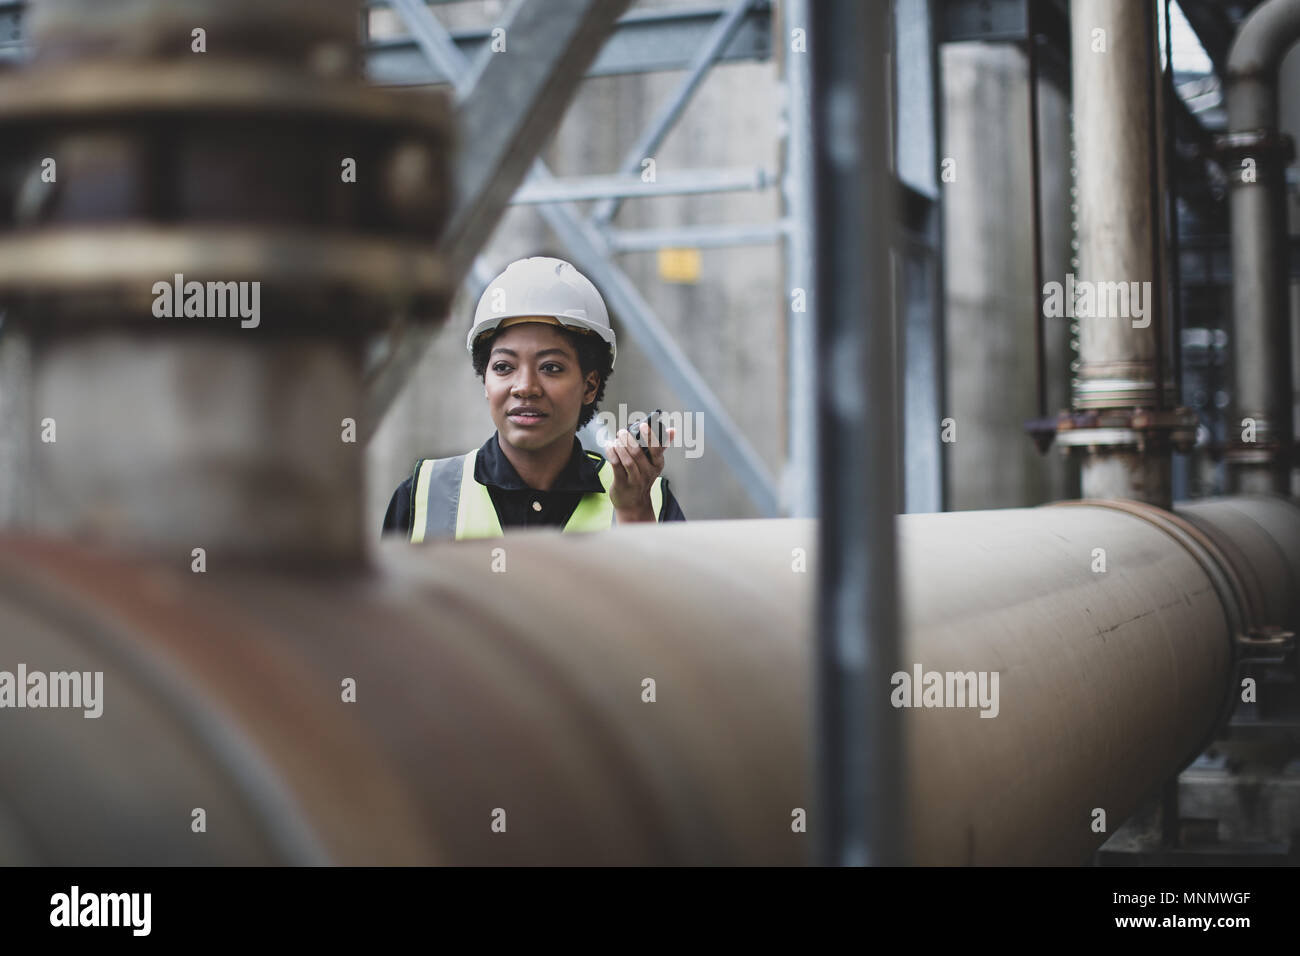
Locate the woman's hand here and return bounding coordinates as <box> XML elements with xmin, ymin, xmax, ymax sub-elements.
<box><xmin>606</xmin><ymin>423</ymin><xmax>677</xmax><ymax>522</ymax></box>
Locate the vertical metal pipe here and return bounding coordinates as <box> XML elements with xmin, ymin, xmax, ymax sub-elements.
<box><xmin>1070</xmin><ymin>0</ymin><xmax>1162</xmax><ymax>402</ymax></box>
<box><xmin>810</xmin><ymin>0</ymin><xmax>902</xmax><ymax>865</ymax></box>
<box><xmin>1068</xmin><ymin>0</ymin><xmax>1173</xmax><ymax>506</ymax></box>
<box><xmin>1286</xmin><ymin>46</ymin><xmax>1300</xmax><ymax>499</ymax></box>
<box><xmin>1156</xmin><ymin>0</ymin><xmax>1182</xmax><ymax>813</ymax></box>
<box><xmin>1157</xmin><ymin>12</ymin><xmax>1183</xmax><ymax>850</ymax></box>
<box><xmin>1164</xmin><ymin>0</ymin><xmax>1184</xmax><ymax>408</ymax></box>
<box><xmin>1224</xmin><ymin>0</ymin><xmax>1300</xmax><ymax>130</ymax></box>
<box><xmin>28</xmin><ymin>335</ymin><xmax>366</xmax><ymax>563</ymax></box>
<box><xmin>1227</xmin><ymin>173</ymin><xmax>1294</xmax><ymax>493</ymax></box>
<box><xmin>1145</xmin><ymin>0</ymin><xmax>1167</xmax><ymax>412</ymax></box>
<box><xmin>1027</xmin><ymin>0</ymin><xmax>1047</xmax><ymax>422</ymax></box>
<box><xmin>1222</xmin><ymin>0</ymin><xmax>1300</xmax><ymax>493</ymax></box>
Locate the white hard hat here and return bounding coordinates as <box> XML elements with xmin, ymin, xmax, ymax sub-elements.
<box><xmin>467</xmin><ymin>257</ymin><xmax>617</xmax><ymax>368</ymax></box>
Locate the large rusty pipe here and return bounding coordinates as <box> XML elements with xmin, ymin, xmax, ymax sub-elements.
<box><xmin>3</xmin><ymin>496</ymin><xmax>1295</xmax><ymax>865</ymax></box>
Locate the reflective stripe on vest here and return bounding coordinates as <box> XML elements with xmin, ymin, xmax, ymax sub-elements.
<box><xmin>409</xmin><ymin>448</ymin><xmax>664</xmax><ymax>542</ymax></box>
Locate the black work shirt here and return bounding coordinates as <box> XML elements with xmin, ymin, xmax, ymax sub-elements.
<box><xmin>382</xmin><ymin>432</ymin><xmax>686</xmax><ymax>537</ymax></box>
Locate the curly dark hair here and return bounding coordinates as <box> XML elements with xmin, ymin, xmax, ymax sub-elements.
<box><xmin>471</xmin><ymin>325</ymin><xmax>614</xmax><ymax>430</ymax></box>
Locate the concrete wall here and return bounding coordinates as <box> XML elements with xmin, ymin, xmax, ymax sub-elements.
<box><xmin>940</xmin><ymin>43</ymin><xmax>1075</xmax><ymax>510</ymax></box>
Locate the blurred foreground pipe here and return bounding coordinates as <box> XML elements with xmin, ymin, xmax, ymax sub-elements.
<box><xmin>809</xmin><ymin>0</ymin><xmax>901</xmax><ymax>867</ymax></box>
<box><xmin>0</xmin><ymin>0</ymin><xmax>451</xmax><ymax>560</ymax></box>
<box><xmin>3</xmin><ymin>495</ymin><xmax>1296</xmax><ymax>865</ymax></box>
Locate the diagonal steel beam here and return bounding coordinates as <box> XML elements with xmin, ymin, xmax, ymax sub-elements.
<box><xmin>394</xmin><ymin>0</ymin><xmax>631</xmax><ymax>282</ymax></box>
<box><xmin>444</xmin><ymin>0</ymin><xmax>637</xmax><ymax>281</ymax></box>
<box><xmin>366</xmin><ymin>3</ymin><xmax>780</xmax><ymax>514</ymax></box>
<box><xmin>387</xmin><ymin>0</ymin><xmax>475</xmax><ymax>93</ymax></box>
<box><xmin>364</xmin><ymin>0</ymin><xmax>630</xmax><ymax>439</ymax></box>
<box><xmin>1174</xmin><ymin>0</ymin><xmax>1238</xmax><ymax>76</ymax></box>
<box><xmin>589</xmin><ymin>0</ymin><xmax>758</xmax><ymax>228</ymax></box>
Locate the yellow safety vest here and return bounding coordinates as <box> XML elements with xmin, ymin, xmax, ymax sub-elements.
<box><xmin>409</xmin><ymin>448</ymin><xmax>664</xmax><ymax>542</ymax></box>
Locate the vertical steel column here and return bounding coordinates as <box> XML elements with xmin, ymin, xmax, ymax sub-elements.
<box><xmin>810</xmin><ymin>0</ymin><xmax>902</xmax><ymax>865</ymax></box>
<box><xmin>783</xmin><ymin>0</ymin><xmax>817</xmax><ymax>518</ymax></box>
<box><xmin>895</xmin><ymin>0</ymin><xmax>944</xmax><ymax>515</ymax></box>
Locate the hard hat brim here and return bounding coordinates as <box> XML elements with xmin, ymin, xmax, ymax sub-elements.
<box><xmin>466</xmin><ymin>314</ymin><xmax>617</xmax><ymax>367</ymax></box>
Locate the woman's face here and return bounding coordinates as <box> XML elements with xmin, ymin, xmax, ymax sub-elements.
<box><xmin>484</xmin><ymin>322</ymin><xmax>599</xmax><ymax>454</ymax></box>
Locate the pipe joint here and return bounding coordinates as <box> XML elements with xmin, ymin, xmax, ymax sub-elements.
<box><xmin>1236</xmin><ymin>625</ymin><xmax>1296</xmax><ymax>666</ymax></box>
<box><xmin>1225</xmin><ymin>442</ymin><xmax>1291</xmax><ymax>466</ymax></box>
<box><xmin>1053</xmin><ymin>407</ymin><xmax>1197</xmax><ymax>454</ymax></box>
<box><xmin>1215</xmin><ymin>129</ymin><xmax>1295</xmax><ymax>184</ymax></box>
<box><xmin>0</xmin><ymin>0</ymin><xmax>453</xmax><ymax>335</ymax></box>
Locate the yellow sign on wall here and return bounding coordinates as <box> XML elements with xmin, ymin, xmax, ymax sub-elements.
<box><xmin>657</xmin><ymin>247</ymin><xmax>701</xmax><ymax>284</ymax></box>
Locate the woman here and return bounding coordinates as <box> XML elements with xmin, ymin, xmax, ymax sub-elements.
<box><xmin>382</xmin><ymin>257</ymin><xmax>686</xmax><ymax>541</ymax></box>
